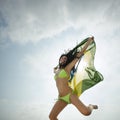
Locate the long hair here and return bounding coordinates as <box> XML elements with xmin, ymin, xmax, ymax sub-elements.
<box><xmin>58</xmin><ymin>37</ymin><xmax>89</xmax><ymax>69</ymax></box>
<box><xmin>59</xmin><ymin>49</ymin><xmax>77</xmax><ymax>69</ymax></box>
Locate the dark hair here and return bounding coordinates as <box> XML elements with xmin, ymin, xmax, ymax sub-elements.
<box><xmin>59</xmin><ymin>49</ymin><xmax>77</xmax><ymax>69</ymax></box>
<box><xmin>58</xmin><ymin>37</ymin><xmax>89</xmax><ymax>69</ymax></box>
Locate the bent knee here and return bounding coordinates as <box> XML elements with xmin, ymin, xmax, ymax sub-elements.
<box><xmin>82</xmin><ymin>110</ymin><xmax>91</xmax><ymax>116</ymax></box>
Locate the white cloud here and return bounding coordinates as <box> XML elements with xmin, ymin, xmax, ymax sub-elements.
<box><xmin>0</xmin><ymin>0</ymin><xmax>119</xmax><ymax>44</ymax></box>
<box><xmin>0</xmin><ymin>0</ymin><xmax>70</xmax><ymax>44</ymax></box>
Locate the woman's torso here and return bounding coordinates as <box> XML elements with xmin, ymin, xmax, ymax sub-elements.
<box><xmin>54</xmin><ymin>69</ymin><xmax>72</xmax><ymax>96</ymax></box>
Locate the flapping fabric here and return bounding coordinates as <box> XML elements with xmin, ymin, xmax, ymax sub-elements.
<box><xmin>68</xmin><ymin>38</ymin><xmax>103</xmax><ymax>97</ymax></box>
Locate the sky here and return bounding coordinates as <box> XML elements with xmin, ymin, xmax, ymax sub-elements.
<box><xmin>0</xmin><ymin>0</ymin><xmax>120</xmax><ymax>120</ymax></box>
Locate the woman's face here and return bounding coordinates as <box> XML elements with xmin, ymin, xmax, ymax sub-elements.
<box><xmin>59</xmin><ymin>55</ymin><xmax>67</xmax><ymax>65</ymax></box>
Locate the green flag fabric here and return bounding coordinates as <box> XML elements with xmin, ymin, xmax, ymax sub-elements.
<box><xmin>69</xmin><ymin>38</ymin><xmax>104</xmax><ymax>97</ymax></box>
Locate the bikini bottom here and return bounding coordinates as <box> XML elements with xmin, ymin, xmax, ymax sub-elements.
<box><xmin>59</xmin><ymin>93</ymin><xmax>71</xmax><ymax>104</ymax></box>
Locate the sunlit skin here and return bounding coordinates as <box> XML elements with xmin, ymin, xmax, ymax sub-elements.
<box><xmin>49</xmin><ymin>37</ymin><xmax>98</xmax><ymax>120</ymax></box>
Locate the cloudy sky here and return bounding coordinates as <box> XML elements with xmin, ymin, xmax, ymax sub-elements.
<box><xmin>0</xmin><ymin>0</ymin><xmax>120</xmax><ymax>120</ymax></box>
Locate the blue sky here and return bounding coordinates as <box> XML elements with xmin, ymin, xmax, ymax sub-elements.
<box><xmin>0</xmin><ymin>0</ymin><xmax>120</xmax><ymax>120</ymax></box>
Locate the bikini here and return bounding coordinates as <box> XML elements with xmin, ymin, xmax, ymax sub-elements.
<box><xmin>54</xmin><ymin>69</ymin><xmax>71</xmax><ymax>104</ymax></box>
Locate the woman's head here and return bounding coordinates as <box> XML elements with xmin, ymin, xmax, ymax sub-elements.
<box><xmin>59</xmin><ymin>54</ymin><xmax>68</xmax><ymax>68</ymax></box>
<box><xmin>58</xmin><ymin>50</ymin><xmax>76</xmax><ymax>69</ymax></box>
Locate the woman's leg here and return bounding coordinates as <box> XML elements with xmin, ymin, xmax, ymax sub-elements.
<box><xmin>49</xmin><ymin>100</ymin><xmax>68</xmax><ymax>120</ymax></box>
<box><xmin>70</xmin><ymin>94</ymin><xmax>98</xmax><ymax>116</ymax></box>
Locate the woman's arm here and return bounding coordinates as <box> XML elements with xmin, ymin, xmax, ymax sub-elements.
<box><xmin>65</xmin><ymin>37</ymin><xmax>94</xmax><ymax>72</ymax></box>
<box><xmin>76</xmin><ymin>37</ymin><xmax>94</xmax><ymax>58</ymax></box>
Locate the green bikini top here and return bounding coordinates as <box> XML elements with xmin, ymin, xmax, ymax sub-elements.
<box><xmin>54</xmin><ymin>69</ymin><xmax>70</xmax><ymax>80</ymax></box>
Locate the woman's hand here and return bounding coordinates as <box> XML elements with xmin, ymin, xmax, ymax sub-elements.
<box><xmin>91</xmin><ymin>36</ymin><xmax>94</xmax><ymax>40</ymax></box>
<box><xmin>89</xmin><ymin>36</ymin><xmax>94</xmax><ymax>42</ymax></box>
<box><xmin>54</xmin><ymin>66</ymin><xmax>58</xmax><ymax>73</ymax></box>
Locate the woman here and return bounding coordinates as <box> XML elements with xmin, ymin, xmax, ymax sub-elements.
<box><xmin>49</xmin><ymin>37</ymin><xmax>98</xmax><ymax>120</ymax></box>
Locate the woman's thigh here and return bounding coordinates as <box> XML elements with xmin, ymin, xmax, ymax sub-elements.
<box><xmin>49</xmin><ymin>100</ymin><xmax>68</xmax><ymax>118</ymax></box>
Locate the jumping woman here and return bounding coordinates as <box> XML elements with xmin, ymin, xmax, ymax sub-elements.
<box><xmin>49</xmin><ymin>37</ymin><xmax>99</xmax><ymax>120</ymax></box>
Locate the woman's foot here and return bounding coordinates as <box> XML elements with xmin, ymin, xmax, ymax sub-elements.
<box><xmin>88</xmin><ymin>104</ymin><xmax>98</xmax><ymax>110</ymax></box>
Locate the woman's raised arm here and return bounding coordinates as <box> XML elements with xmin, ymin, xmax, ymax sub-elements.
<box><xmin>65</xmin><ymin>37</ymin><xmax>94</xmax><ymax>73</ymax></box>
<box><xmin>77</xmin><ymin>37</ymin><xmax>94</xmax><ymax>58</ymax></box>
